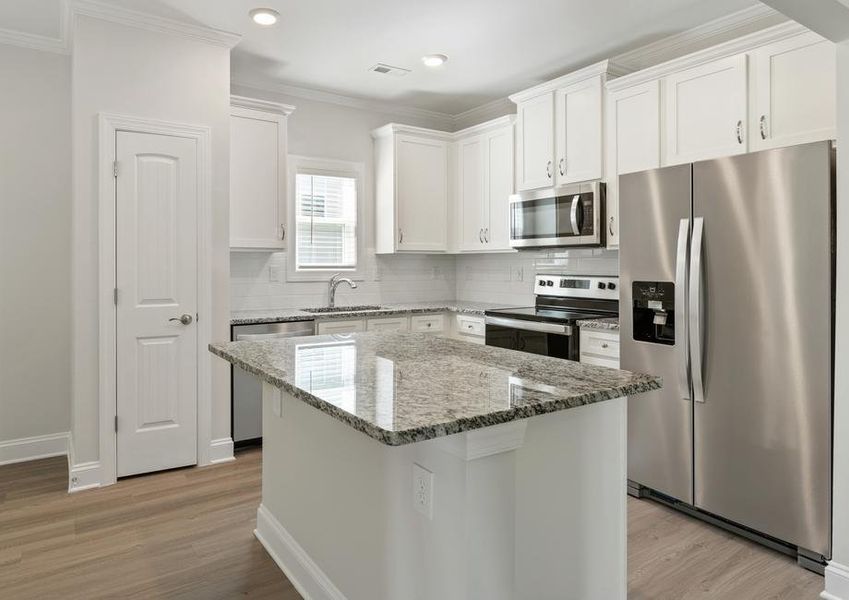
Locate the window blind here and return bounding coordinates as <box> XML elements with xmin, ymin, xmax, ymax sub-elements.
<box><xmin>295</xmin><ymin>173</ymin><xmax>357</xmax><ymax>269</ymax></box>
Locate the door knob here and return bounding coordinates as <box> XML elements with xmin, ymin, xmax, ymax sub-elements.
<box><xmin>169</xmin><ymin>314</ymin><xmax>193</xmax><ymax>325</ymax></box>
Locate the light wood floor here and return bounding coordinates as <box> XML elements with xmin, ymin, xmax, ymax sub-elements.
<box><xmin>0</xmin><ymin>448</ymin><xmax>823</xmax><ymax>599</ymax></box>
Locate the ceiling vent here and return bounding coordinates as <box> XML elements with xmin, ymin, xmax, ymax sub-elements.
<box><xmin>369</xmin><ymin>63</ymin><xmax>410</xmax><ymax>77</ymax></box>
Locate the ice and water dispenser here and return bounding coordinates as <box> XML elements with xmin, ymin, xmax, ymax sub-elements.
<box><xmin>632</xmin><ymin>282</ymin><xmax>676</xmax><ymax>345</ymax></box>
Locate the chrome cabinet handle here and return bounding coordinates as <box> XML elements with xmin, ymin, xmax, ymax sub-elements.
<box><xmin>689</xmin><ymin>217</ymin><xmax>705</xmax><ymax>403</ymax></box>
<box><xmin>484</xmin><ymin>228</ymin><xmax>489</xmax><ymax>243</ymax></box>
<box><xmin>601</xmin><ymin>343</ymin><xmax>609</xmax><ymax>349</ymax></box>
<box><xmin>169</xmin><ymin>314</ymin><xmax>193</xmax><ymax>325</ymax></box>
<box><xmin>479</xmin><ymin>228</ymin><xmax>484</xmax><ymax>243</ymax></box>
<box><xmin>399</xmin><ymin>228</ymin><xmax>403</xmax><ymax>244</ymax></box>
<box><xmin>675</xmin><ymin>219</ymin><xmax>691</xmax><ymax>401</ymax></box>
<box><xmin>759</xmin><ymin>115</ymin><xmax>767</xmax><ymax>140</ymax></box>
<box><xmin>608</xmin><ymin>216</ymin><xmax>615</xmax><ymax>237</ymax></box>
<box><xmin>546</xmin><ymin>161</ymin><xmax>552</xmax><ymax>179</ymax></box>
<box><xmin>559</xmin><ymin>158</ymin><xmax>565</xmax><ymax>176</ymax></box>
<box><xmin>280</xmin><ymin>224</ymin><xmax>285</xmax><ymax>241</ymax></box>
<box><xmin>736</xmin><ymin>120</ymin><xmax>744</xmax><ymax>145</ymax></box>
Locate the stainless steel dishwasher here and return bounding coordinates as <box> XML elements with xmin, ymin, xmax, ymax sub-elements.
<box><xmin>231</xmin><ymin>320</ymin><xmax>315</xmax><ymax>446</ymax></box>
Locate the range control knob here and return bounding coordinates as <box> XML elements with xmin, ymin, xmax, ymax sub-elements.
<box><xmin>598</xmin><ymin>282</ymin><xmax>607</xmax><ymax>290</ymax></box>
<box><xmin>546</xmin><ymin>280</ymin><xmax>554</xmax><ymax>287</ymax></box>
<box><xmin>608</xmin><ymin>282</ymin><xmax>617</xmax><ymax>291</ymax></box>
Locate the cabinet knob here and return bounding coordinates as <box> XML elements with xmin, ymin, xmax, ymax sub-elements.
<box><xmin>546</xmin><ymin>160</ymin><xmax>552</xmax><ymax>179</ymax></box>
<box><xmin>608</xmin><ymin>216</ymin><xmax>615</xmax><ymax>237</ymax></box>
<box><xmin>736</xmin><ymin>120</ymin><xmax>744</xmax><ymax>145</ymax></box>
<box><xmin>759</xmin><ymin>115</ymin><xmax>768</xmax><ymax>140</ymax></box>
<box><xmin>601</xmin><ymin>343</ymin><xmax>609</xmax><ymax>349</ymax></box>
<box><xmin>280</xmin><ymin>224</ymin><xmax>286</xmax><ymax>241</ymax></box>
<box><xmin>559</xmin><ymin>158</ymin><xmax>565</xmax><ymax>176</ymax></box>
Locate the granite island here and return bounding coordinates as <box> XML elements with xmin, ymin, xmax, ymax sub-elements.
<box><xmin>210</xmin><ymin>332</ymin><xmax>660</xmax><ymax>600</ymax></box>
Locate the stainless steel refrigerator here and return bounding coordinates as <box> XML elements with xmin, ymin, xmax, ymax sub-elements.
<box><xmin>620</xmin><ymin>141</ymin><xmax>834</xmax><ymax>567</ymax></box>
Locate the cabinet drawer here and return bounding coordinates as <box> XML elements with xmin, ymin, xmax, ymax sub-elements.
<box><xmin>317</xmin><ymin>319</ymin><xmax>365</xmax><ymax>334</ymax></box>
<box><xmin>411</xmin><ymin>314</ymin><xmax>445</xmax><ymax>333</ymax></box>
<box><xmin>456</xmin><ymin>315</ymin><xmax>485</xmax><ymax>337</ymax></box>
<box><xmin>367</xmin><ymin>317</ymin><xmax>409</xmax><ymax>332</ymax></box>
<box><xmin>580</xmin><ymin>330</ymin><xmax>620</xmax><ymax>359</ymax></box>
<box><xmin>579</xmin><ymin>354</ymin><xmax>620</xmax><ymax>370</ymax></box>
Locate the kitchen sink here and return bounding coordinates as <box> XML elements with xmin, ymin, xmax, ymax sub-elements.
<box><xmin>303</xmin><ymin>305</ymin><xmax>384</xmax><ymax>313</ymax></box>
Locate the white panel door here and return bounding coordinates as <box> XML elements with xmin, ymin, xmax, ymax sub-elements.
<box><xmin>555</xmin><ymin>76</ymin><xmax>603</xmax><ymax>185</ymax></box>
<box><xmin>515</xmin><ymin>92</ymin><xmax>554</xmax><ymax>191</ymax></box>
<box><xmin>750</xmin><ymin>32</ymin><xmax>836</xmax><ymax>151</ymax></box>
<box><xmin>664</xmin><ymin>55</ymin><xmax>748</xmax><ymax>165</ymax></box>
<box><xmin>457</xmin><ymin>135</ymin><xmax>485</xmax><ymax>251</ymax></box>
<box><xmin>229</xmin><ymin>107</ymin><xmax>286</xmax><ymax>249</ymax></box>
<box><xmin>396</xmin><ymin>135</ymin><xmax>448</xmax><ymax>252</ymax></box>
<box><xmin>116</xmin><ymin>131</ymin><xmax>198</xmax><ymax>478</ymax></box>
<box><xmin>484</xmin><ymin>125</ymin><xmax>515</xmax><ymax>250</ymax></box>
<box><xmin>605</xmin><ymin>80</ymin><xmax>661</xmax><ymax>247</ymax></box>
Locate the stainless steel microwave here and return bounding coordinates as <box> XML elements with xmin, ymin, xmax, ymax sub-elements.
<box><xmin>509</xmin><ymin>181</ymin><xmax>605</xmax><ymax>249</ymax></box>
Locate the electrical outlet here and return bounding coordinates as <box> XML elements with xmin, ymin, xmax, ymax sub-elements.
<box><xmin>412</xmin><ymin>463</ymin><xmax>434</xmax><ymax>519</ymax></box>
<box><xmin>268</xmin><ymin>266</ymin><xmax>282</xmax><ymax>283</ymax></box>
<box><xmin>512</xmin><ymin>266</ymin><xmax>524</xmax><ymax>282</ymax></box>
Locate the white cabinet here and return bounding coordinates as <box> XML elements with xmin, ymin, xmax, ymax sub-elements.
<box><xmin>454</xmin><ymin>116</ymin><xmax>516</xmax><ymax>253</ymax></box>
<box><xmin>605</xmin><ymin>80</ymin><xmax>661</xmax><ymax>248</ymax></box>
<box><xmin>229</xmin><ymin>96</ymin><xmax>295</xmax><ymax>250</ymax></box>
<box><xmin>373</xmin><ymin>124</ymin><xmax>450</xmax><ymax>253</ymax></box>
<box><xmin>515</xmin><ymin>92</ymin><xmax>555</xmax><ymax>191</ymax></box>
<box><xmin>454</xmin><ymin>314</ymin><xmax>486</xmax><ymax>344</ymax></box>
<box><xmin>366</xmin><ymin>317</ymin><xmax>409</xmax><ymax>332</ymax></box>
<box><xmin>317</xmin><ymin>319</ymin><xmax>365</xmax><ymax>334</ymax></box>
<box><xmin>749</xmin><ymin>32</ymin><xmax>836</xmax><ymax>151</ymax></box>
<box><xmin>664</xmin><ymin>55</ymin><xmax>748</xmax><ymax>165</ymax></box>
<box><xmin>579</xmin><ymin>329</ymin><xmax>620</xmax><ymax>369</ymax></box>
<box><xmin>554</xmin><ymin>76</ymin><xmax>603</xmax><ymax>185</ymax></box>
<box><xmin>411</xmin><ymin>314</ymin><xmax>445</xmax><ymax>333</ymax></box>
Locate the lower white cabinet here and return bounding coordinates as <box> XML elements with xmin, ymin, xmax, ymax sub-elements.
<box><xmin>366</xmin><ymin>317</ymin><xmax>409</xmax><ymax>332</ymax></box>
<box><xmin>579</xmin><ymin>328</ymin><xmax>620</xmax><ymax>369</ymax></box>
<box><xmin>411</xmin><ymin>314</ymin><xmax>445</xmax><ymax>333</ymax></box>
<box><xmin>317</xmin><ymin>319</ymin><xmax>365</xmax><ymax>335</ymax></box>
<box><xmin>454</xmin><ymin>314</ymin><xmax>486</xmax><ymax>344</ymax></box>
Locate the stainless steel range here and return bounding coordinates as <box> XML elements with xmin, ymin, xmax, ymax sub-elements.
<box><xmin>484</xmin><ymin>275</ymin><xmax>618</xmax><ymax>361</ymax></box>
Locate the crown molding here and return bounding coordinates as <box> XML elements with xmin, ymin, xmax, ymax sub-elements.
<box><xmin>71</xmin><ymin>0</ymin><xmax>241</xmax><ymax>48</ymax></box>
<box><xmin>231</xmin><ymin>94</ymin><xmax>295</xmax><ymax>116</ymax></box>
<box><xmin>370</xmin><ymin>122</ymin><xmax>455</xmax><ymax>140</ymax></box>
<box><xmin>451</xmin><ymin>114</ymin><xmax>515</xmax><ymax>140</ymax></box>
<box><xmin>453</xmin><ymin>97</ymin><xmax>515</xmax><ymax>131</ymax></box>
<box><xmin>612</xmin><ymin>4</ymin><xmax>789</xmax><ymax>72</ymax></box>
<box><xmin>607</xmin><ymin>20</ymin><xmax>811</xmax><ymax>92</ymax></box>
<box><xmin>232</xmin><ymin>77</ymin><xmax>455</xmax><ymax>130</ymax></box>
<box><xmin>508</xmin><ymin>59</ymin><xmax>630</xmax><ymax>104</ymax></box>
<box><xmin>0</xmin><ymin>0</ymin><xmax>70</xmax><ymax>54</ymax></box>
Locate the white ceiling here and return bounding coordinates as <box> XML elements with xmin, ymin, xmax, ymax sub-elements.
<box><xmin>2</xmin><ymin>0</ymin><xmax>766</xmax><ymax>115</ymax></box>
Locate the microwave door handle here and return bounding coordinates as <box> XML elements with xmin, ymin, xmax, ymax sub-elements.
<box><xmin>570</xmin><ymin>195</ymin><xmax>581</xmax><ymax>235</ymax></box>
<box><xmin>675</xmin><ymin>219</ymin><xmax>690</xmax><ymax>400</ymax></box>
<box><xmin>689</xmin><ymin>217</ymin><xmax>705</xmax><ymax>403</ymax></box>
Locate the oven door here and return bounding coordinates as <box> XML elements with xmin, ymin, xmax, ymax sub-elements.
<box><xmin>484</xmin><ymin>316</ymin><xmax>576</xmax><ymax>360</ymax></box>
<box><xmin>509</xmin><ymin>182</ymin><xmax>604</xmax><ymax>248</ymax></box>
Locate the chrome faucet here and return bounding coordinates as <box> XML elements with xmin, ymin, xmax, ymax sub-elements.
<box><xmin>328</xmin><ymin>273</ymin><xmax>357</xmax><ymax>308</ymax></box>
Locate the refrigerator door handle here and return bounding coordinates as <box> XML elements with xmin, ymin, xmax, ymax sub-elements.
<box><xmin>675</xmin><ymin>218</ymin><xmax>690</xmax><ymax>400</ymax></box>
<box><xmin>689</xmin><ymin>217</ymin><xmax>705</xmax><ymax>403</ymax></box>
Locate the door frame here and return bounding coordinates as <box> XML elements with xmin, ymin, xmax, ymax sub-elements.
<box><xmin>97</xmin><ymin>113</ymin><xmax>212</xmax><ymax>486</ymax></box>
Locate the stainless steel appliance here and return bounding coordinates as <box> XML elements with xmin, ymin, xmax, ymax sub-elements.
<box><xmin>620</xmin><ymin>141</ymin><xmax>834</xmax><ymax>570</ymax></box>
<box><xmin>485</xmin><ymin>275</ymin><xmax>618</xmax><ymax>359</ymax></box>
<box><xmin>509</xmin><ymin>181</ymin><xmax>605</xmax><ymax>249</ymax></box>
<box><xmin>231</xmin><ymin>320</ymin><xmax>315</xmax><ymax>445</ymax></box>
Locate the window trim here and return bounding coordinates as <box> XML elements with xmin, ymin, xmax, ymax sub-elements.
<box><xmin>287</xmin><ymin>155</ymin><xmax>365</xmax><ymax>282</ymax></box>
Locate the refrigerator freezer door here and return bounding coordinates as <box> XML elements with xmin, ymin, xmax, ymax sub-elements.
<box><xmin>692</xmin><ymin>141</ymin><xmax>833</xmax><ymax>557</ymax></box>
<box><xmin>620</xmin><ymin>164</ymin><xmax>694</xmax><ymax>503</ymax></box>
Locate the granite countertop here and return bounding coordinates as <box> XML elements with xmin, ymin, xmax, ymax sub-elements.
<box><xmin>231</xmin><ymin>301</ymin><xmax>514</xmax><ymax>326</ymax></box>
<box><xmin>210</xmin><ymin>332</ymin><xmax>660</xmax><ymax>446</ymax></box>
<box><xmin>577</xmin><ymin>317</ymin><xmax>620</xmax><ymax>332</ymax></box>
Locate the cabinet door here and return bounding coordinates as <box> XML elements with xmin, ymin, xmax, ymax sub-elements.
<box><xmin>317</xmin><ymin>319</ymin><xmax>365</xmax><ymax>334</ymax></box>
<box><xmin>366</xmin><ymin>317</ymin><xmax>409</xmax><ymax>332</ymax></box>
<box><xmin>396</xmin><ymin>135</ymin><xmax>448</xmax><ymax>252</ymax></box>
<box><xmin>664</xmin><ymin>55</ymin><xmax>748</xmax><ymax>165</ymax></box>
<box><xmin>605</xmin><ymin>80</ymin><xmax>661</xmax><ymax>248</ymax></box>
<box><xmin>750</xmin><ymin>32</ymin><xmax>836</xmax><ymax>151</ymax></box>
<box><xmin>457</xmin><ymin>136</ymin><xmax>486</xmax><ymax>252</ymax></box>
<box><xmin>484</xmin><ymin>125</ymin><xmax>515</xmax><ymax>250</ymax></box>
<box><xmin>515</xmin><ymin>92</ymin><xmax>555</xmax><ymax>191</ymax></box>
<box><xmin>230</xmin><ymin>108</ymin><xmax>286</xmax><ymax>249</ymax></box>
<box><xmin>555</xmin><ymin>76</ymin><xmax>603</xmax><ymax>185</ymax></box>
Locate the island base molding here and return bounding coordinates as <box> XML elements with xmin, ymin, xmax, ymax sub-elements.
<box><xmin>822</xmin><ymin>562</ymin><xmax>849</xmax><ymax>600</ymax></box>
<box><xmin>259</xmin><ymin>383</ymin><xmax>628</xmax><ymax>600</ymax></box>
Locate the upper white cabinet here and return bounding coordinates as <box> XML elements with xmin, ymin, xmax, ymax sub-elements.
<box><xmin>605</xmin><ymin>80</ymin><xmax>661</xmax><ymax>247</ymax></box>
<box><xmin>749</xmin><ymin>32</ymin><xmax>836</xmax><ymax>151</ymax></box>
<box><xmin>373</xmin><ymin>124</ymin><xmax>450</xmax><ymax>253</ymax></box>
<box><xmin>664</xmin><ymin>55</ymin><xmax>748</xmax><ymax>166</ymax></box>
<box><xmin>511</xmin><ymin>61</ymin><xmax>623</xmax><ymax>192</ymax></box>
<box><xmin>515</xmin><ymin>92</ymin><xmax>555</xmax><ymax>191</ymax></box>
<box><xmin>229</xmin><ymin>96</ymin><xmax>295</xmax><ymax>250</ymax></box>
<box><xmin>454</xmin><ymin>116</ymin><xmax>516</xmax><ymax>252</ymax></box>
<box><xmin>555</xmin><ymin>76</ymin><xmax>603</xmax><ymax>185</ymax></box>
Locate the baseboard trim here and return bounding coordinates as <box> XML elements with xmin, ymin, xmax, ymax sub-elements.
<box><xmin>68</xmin><ymin>460</ymin><xmax>102</xmax><ymax>493</ymax></box>
<box><xmin>0</xmin><ymin>432</ymin><xmax>69</xmax><ymax>466</ymax></box>
<box><xmin>209</xmin><ymin>437</ymin><xmax>235</xmax><ymax>464</ymax></box>
<box><xmin>822</xmin><ymin>562</ymin><xmax>849</xmax><ymax>600</ymax></box>
<box><xmin>254</xmin><ymin>504</ymin><xmax>347</xmax><ymax>600</ymax></box>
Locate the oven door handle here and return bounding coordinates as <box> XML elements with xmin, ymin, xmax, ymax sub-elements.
<box><xmin>485</xmin><ymin>316</ymin><xmax>573</xmax><ymax>336</ymax></box>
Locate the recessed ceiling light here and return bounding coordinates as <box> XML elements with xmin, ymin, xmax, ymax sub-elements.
<box><xmin>250</xmin><ymin>8</ymin><xmax>280</xmax><ymax>26</ymax></box>
<box><xmin>422</xmin><ymin>54</ymin><xmax>448</xmax><ymax>67</ymax></box>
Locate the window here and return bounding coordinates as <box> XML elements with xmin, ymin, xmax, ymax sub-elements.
<box><xmin>288</xmin><ymin>156</ymin><xmax>364</xmax><ymax>280</ymax></box>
